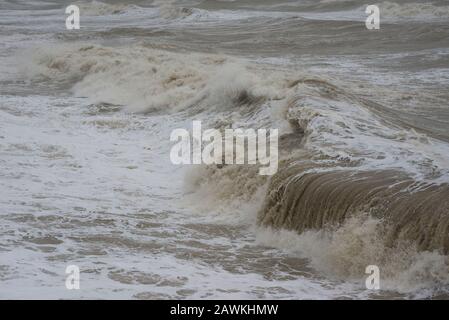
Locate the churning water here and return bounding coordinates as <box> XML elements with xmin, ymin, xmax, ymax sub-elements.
<box><xmin>1</xmin><ymin>0</ymin><xmax>449</xmax><ymax>299</ymax></box>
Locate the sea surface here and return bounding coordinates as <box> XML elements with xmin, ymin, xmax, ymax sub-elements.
<box><xmin>1</xmin><ymin>0</ymin><xmax>449</xmax><ymax>299</ymax></box>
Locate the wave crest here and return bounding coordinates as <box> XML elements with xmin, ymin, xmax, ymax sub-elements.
<box><xmin>22</xmin><ymin>44</ymin><xmax>276</xmax><ymax>113</ymax></box>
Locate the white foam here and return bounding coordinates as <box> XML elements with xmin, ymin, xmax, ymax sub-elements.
<box><xmin>256</xmin><ymin>215</ymin><xmax>449</xmax><ymax>295</ymax></box>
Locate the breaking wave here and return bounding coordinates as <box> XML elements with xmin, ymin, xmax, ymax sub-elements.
<box><xmin>256</xmin><ymin>215</ymin><xmax>449</xmax><ymax>294</ymax></box>
<box><xmin>22</xmin><ymin>41</ymin><xmax>449</xmax><ymax>294</ymax></box>
<box><xmin>22</xmin><ymin>43</ymin><xmax>279</xmax><ymax>113</ymax></box>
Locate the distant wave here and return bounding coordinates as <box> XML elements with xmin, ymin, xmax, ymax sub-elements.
<box><xmin>74</xmin><ymin>0</ymin><xmax>136</xmax><ymax>15</ymax></box>
<box><xmin>379</xmin><ymin>1</ymin><xmax>449</xmax><ymax>19</ymax></box>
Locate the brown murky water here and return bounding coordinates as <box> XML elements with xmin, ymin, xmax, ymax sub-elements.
<box><xmin>1</xmin><ymin>0</ymin><xmax>449</xmax><ymax>299</ymax></box>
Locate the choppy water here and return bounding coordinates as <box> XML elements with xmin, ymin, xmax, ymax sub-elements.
<box><xmin>1</xmin><ymin>0</ymin><xmax>449</xmax><ymax>299</ymax></box>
